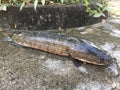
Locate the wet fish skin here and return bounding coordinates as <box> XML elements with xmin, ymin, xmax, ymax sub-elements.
<box><xmin>10</xmin><ymin>31</ymin><xmax>112</xmax><ymax>65</ymax></box>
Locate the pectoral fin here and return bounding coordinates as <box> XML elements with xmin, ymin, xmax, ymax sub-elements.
<box><xmin>72</xmin><ymin>59</ymin><xmax>83</xmax><ymax>67</ymax></box>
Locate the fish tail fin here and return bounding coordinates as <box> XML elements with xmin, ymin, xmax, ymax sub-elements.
<box><xmin>2</xmin><ymin>37</ymin><xmax>12</xmax><ymax>42</ymax></box>
<box><xmin>11</xmin><ymin>42</ymin><xmax>24</xmax><ymax>48</ymax></box>
<box><xmin>2</xmin><ymin>37</ymin><xmax>23</xmax><ymax>48</ymax></box>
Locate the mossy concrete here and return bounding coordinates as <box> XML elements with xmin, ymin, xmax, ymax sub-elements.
<box><xmin>0</xmin><ymin>3</ymin><xmax>107</xmax><ymax>30</ymax></box>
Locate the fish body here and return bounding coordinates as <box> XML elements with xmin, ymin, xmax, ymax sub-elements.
<box><xmin>10</xmin><ymin>31</ymin><xmax>112</xmax><ymax>65</ymax></box>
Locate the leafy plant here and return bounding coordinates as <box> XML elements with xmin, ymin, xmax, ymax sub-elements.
<box><xmin>84</xmin><ymin>0</ymin><xmax>111</xmax><ymax>17</ymax></box>
<box><xmin>0</xmin><ymin>0</ymin><xmax>111</xmax><ymax>17</ymax></box>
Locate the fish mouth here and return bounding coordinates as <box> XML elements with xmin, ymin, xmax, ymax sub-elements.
<box><xmin>78</xmin><ymin>59</ymin><xmax>111</xmax><ymax>66</ymax></box>
<box><xmin>94</xmin><ymin>55</ymin><xmax>112</xmax><ymax>66</ymax></box>
<box><xmin>78</xmin><ymin>58</ymin><xmax>111</xmax><ymax>66</ymax></box>
<box><xmin>88</xmin><ymin>52</ymin><xmax>112</xmax><ymax>65</ymax></box>
<box><xmin>76</xmin><ymin>53</ymin><xmax>112</xmax><ymax>66</ymax></box>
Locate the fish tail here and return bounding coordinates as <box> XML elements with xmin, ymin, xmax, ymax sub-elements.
<box><xmin>2</xmin><ymin>37</ymin><xmax>12</xmax><ymax>42</ymax></box>
<box><xmin>2</xmin><ymin>37</ymin><xmax>23</xmax><ymax>48</ymax></box>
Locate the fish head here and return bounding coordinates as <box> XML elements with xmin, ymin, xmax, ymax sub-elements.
<box><xmin>82</xmin><ymin>40</ymin><xmax>113</xmax><ymax>65</ymax></box>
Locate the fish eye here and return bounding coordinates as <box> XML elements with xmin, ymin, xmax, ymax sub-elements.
<box><xmin>99</xmin><ymin>59</ymin><xmax>105</xmax><ymax>63</ymax></box>
<box><xmin>100</xmin><ymin>57</ymin><xmax>104</xmax><ymax>60</ymax></box>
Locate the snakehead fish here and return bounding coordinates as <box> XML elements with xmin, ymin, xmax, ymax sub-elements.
<box><xmin>6</xmin><ymin>31</ymin><xmax>112</xmax><ymax>65</ymax></box>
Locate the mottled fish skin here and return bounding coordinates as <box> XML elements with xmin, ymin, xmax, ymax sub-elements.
<box><xmin>11</xmin><ymin>31</ymin><xmax>112</xmax><ymax>65</ymax></box>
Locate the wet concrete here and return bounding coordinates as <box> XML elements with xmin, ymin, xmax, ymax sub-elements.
<box><xmin>0</xmin><ymin>0</ymin><xmax>120</xmax><ymax>90</ymax></box>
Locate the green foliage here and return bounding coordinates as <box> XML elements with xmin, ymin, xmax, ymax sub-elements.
<box><xmin>0</xmin><ymin>0</ymin><xmax>111</xmax><ymax>17</ymax></box>
<box><xmin>34</xmin><ymin>0</ymin><xmax>38</xmax><ymax>10</ymax></box>
<box><xmin>20</xmin><ymin>1</ymin><xmax>25</xmax><ymax>11</ymax></box>
<box><xmin>84</xmin><ymin>0</ymin><xmax>111</xmax><ymax>17</ymax></box>
<box><xmin>0</xmin><ymin>4</ymin><xmax>7</xmax><ymax>11</ymax></box>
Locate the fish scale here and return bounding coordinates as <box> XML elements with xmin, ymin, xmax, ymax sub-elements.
<box><xmin>8</xmin><ymin>31</ymin><xmax>112</xmax><ymax>65</ymax></box>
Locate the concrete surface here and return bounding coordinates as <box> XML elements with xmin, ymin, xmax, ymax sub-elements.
<box><xmin>0</xmin><ymin>0</ymin><xmax>120</xmax><ymax>90</ymax></box>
